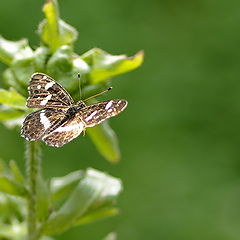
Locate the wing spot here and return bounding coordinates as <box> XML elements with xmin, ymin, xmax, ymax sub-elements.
<box><xmin>45</xmin><ymin>81</ymin><xmax>55</xmax><ymax>90</ymax></box>
<box><xmin>85</xmin><ymin>110</ymin><xmax>98</xmax><ymax>121</ymax></box>
<box><xmin>40</xmin><ymin>94</ymin><xmax>52</xmax><ymax>106</ymax></box>
<box><xmin>42</xmin><ymin>75</ymin><xmax>48</xmax><ymax>80</ymax></box>
<box><xmin>105</xmin><ymin>100</ymin><xmax>113</xmax><ymax>110</ymax></box>
<box><xmin>108</xmin><ymin>109</ymin><xmax>113</xmax><ymax>113</ymax></box>
<box><xmin>40</xmin><ymin>112</ymin><xmax>51</xmax><ymax>130</ymax></box>
<box><xmin>53</xmin><ymin>123</ymin><xmax>84</xmax><ymax>132</ymax></box>
<box><xmin>37</xmin><ymin>85</ymin><xmax>41</xmax><ymax>89</ymax></box>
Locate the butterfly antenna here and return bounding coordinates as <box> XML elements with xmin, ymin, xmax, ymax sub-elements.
<box><xmin>83</xmin><ymin>87</ymin><xmax>113</xmax><ymax>102</ymax></box>
<box><xmin>78</xmin><ymin>73</ymin><xmax>82</xmax><ymax>100</ymax></box>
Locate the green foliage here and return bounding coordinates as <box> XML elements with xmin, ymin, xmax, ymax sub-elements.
<box><xmin>42</xmin><ymin>168</ymin><xmax>122</xmax><ymax>235</ymax></box>
<box><xmin>39</xmin><ymin>0</ymin><xmax>78</xmax><ymax>52</ymax></box>
<box><xmin>0</xmin><ymin>88</ymin><xmax>26</xmax><ymax>110</ymax></box>
<box><xmin>88</xmin><ymin>121</ymin><xmax>121</xmax><ymax>162</ymax></box>
<box><xmin>0</xmin><ymin>160</ymin><xmax>122</xmax><ymax>239</ymax></box>
<box><xmin>103</xmin><ymin>232</ymin><xmax>117</xmax><ymax>240</ymax></box>
<box><xmin>0</xmin><ymin>0</ymin><xmax>143</xmax><ymax>239</ymax></box>
<box><xmin>82</xmin><ymin>48</ymin><xmax>144</xmax><ymax>84</ymax></box>
<box><xmin>0</xmin><ymin>0</ymin><xmax>143</xmax><ymax>161</ymax></box>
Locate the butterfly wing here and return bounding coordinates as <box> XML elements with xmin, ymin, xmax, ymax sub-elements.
<box><xmin>41</xmin><ymin>99</ymin><xmax>128</xmax><ymax>147</ymax></box>
<box><xmin>27</xmin><ymin>73</ymin><xmax>74</xmax><ymax>108</ymax></box>
<box><xmin>80</xmin><ymin>99</ymin><xmax>128</xmax><ymax>127</ymax></box>
<box><xmin>21</xmin><ymin>108</ymin><xmax>68</xmax><ymax>141</ymax></box>
<box><xmin>42</xmin><ymin>117</ymin><xmax>85</xmax><ymax>147</ymax></box>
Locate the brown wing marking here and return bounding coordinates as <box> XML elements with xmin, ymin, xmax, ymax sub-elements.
<box><xmin>79</xmin><ymin>99</ymin><xmax>128</xmax><ymax>127</ymax></box>
<box><xmin>42</xmin><ymin>117</ymin><xmax>85</xmax><ymax>147</ymax></box>
<box><xmin>20</xmin><ymin>108</ymin><xmax>67</xmax><ymax>141</ymax></box>
<box><xmin>27</xmin><ymin>73</ymin><xmax>74</xmax><ymax>108</ymax></box>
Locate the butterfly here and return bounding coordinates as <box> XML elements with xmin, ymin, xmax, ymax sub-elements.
<box><xmin>20</xmin><ymin>73</ymin><xmax>128</xmax><ymax>147</ymax></box>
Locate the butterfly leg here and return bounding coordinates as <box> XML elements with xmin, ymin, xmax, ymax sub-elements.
<box><xmin>82</xmin><ymin>127</ymin><xmax>86</xmax><ymax>136</ymax></box>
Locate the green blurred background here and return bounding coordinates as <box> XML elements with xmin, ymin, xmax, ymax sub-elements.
<box><xmin>1</xmin><ymin>0</ymin><xmax>240</xmax><ymax>239</ymax></box>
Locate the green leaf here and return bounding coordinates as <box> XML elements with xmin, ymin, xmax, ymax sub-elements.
<box><xmin>88</xmin><ymin>169</ymin><xmax>122</xmax><ymax>209</ymax></box>
<box><xmin>0</xmin><ymin>36</ymin><xmax>29</xmax><ymax>65</ymax></box>
<box><xmin>50</xmin><ymin>170</ymin><xmax>84</xmax><ymax>205</ymax></box>
<box><xmin>36</xmin><ymin>174</ymin><xmax>51</xmax><ymax>222</ymax></box>
<box><xmin>42</xmin><ymin>168</ymin><xmax>122</xmax><ymax>235</ymax></box>
<box><xmin>0</xmin><ymin>88</ymin><xmax>27</xmax><ymax>110</ymax></box>
<box><xmin>72</xmin><ymin>56</ymin><xmax>91</xmax><ymax>76</ymax></box>
<box><xmin>42</xmin><ymin>169</ymin><xmax>102</xmax><ymax>235</ymax></box>
<box><xmin>0</xmin><ymin>194</ymin><xmax>25</xmax><ymax>222</ymax></box>
<box><xmin>9</xmin><ymin>160</ymin><xmax>25</xmax><ymax>185</ymax></box>
<box><xmin>0</xmin><ymin>159</ymin><xmax>10</xmax><ymax>176</ymax></box>
<box><xmin>11</xmin><ymin>47</ymin><xmax>35</xmax><ymax>86</ymax></box>
<box><xmin>39</xmin><ymin>0</ymin><xmax>78</xmax><ymax>52</ymax></box>
<box><xmin>40</xmin><ymin>0</ymin><xmax>59</xmax><ymax>51</ymax></box>
<box><xmin>75</xmin><ymin>207</ymin><xmax>119</xmax><ymax>226</ymax></box>
<box><xmin>87</xmin><ymin>121</ymin><xmax>121</xmax><ymax>163</ymax></box>
<box><xmin>103</xmin><ymin>232</ymin><xmax>117</xmax><ymax>240</ymax></box>
<box><xmin>46</xmin><ymin>45</ymin><xmax>78</xmax><ymax>92</ymax></box>
<box><xmin>2</xmin><ymin>116</ymin><xmax>25</xmax><ymax>129</ymax></box>
<box><xmin>81</xmin><ymin>48</ymin><xmax>144</xmax><ymax>84</ymax></box>
<box><xmin>33</xmin><ymin>46</ymin><xmax>50</xmax><ymax>72</ymax></box>
<box><xmin>0</xmin><ymin>176</ymin><xmax>28</xmax><ymax>197</ymax></box>
<box><xmin>2</xmin><ymin>69</ymin><xmax>26</xmax><ymax>96</ymax></box>
<box><xmin>0</xmin><ymin>222</ymin><xmax>26</xmax><ymax>239</ymax></box>
<box><xmin>0</xmin><ymin>107</ymin><xmax>24</xmax><ymax>120</ymax></box>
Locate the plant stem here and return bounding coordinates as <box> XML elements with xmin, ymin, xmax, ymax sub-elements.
<box><xmin>25</xmin><ymin>141</ymin><xmax>42</xmax><ymax>240</ymax></box>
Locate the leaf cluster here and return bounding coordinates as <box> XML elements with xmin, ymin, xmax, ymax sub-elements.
<box><xmin>0</xmin><ymin>159</ymin><xmax>121</xmax><ymax>239</ymax></box>
<box><xmin>0</xmin><ymin>0</ymin><xmax>143</xmax><ymax>239</ymax></box>
<box><xmin>0</xmin><ymin>0</ymin><xmax>143</xmax><ymax>162</ymax></box>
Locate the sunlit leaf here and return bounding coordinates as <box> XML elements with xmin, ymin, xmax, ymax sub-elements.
<box><xmin>81</xmin><ymin>48</ymin><xmax>144</xmax><ymax>84</ymax></box>
<box><xmin>2</xmin><ymin>69</ymin><xmax>26</xmax><ymax>96</ymax></box>
<box><xmin>0</xmin><ymin>88</ymin><xmax>27</xmax><ymax>110</ymax></box>
<box><xmin>88</xmin><ymin>168</ymin><xmax>122</xmax><ymax>209</ymax></box>
<box><xmin>0</xmin><ymin>36</ymin><xmax>29</xmax><ymax>65</ymax></box>
<box><xmin>46</xmin><ymin>45</ymin><xmax>78</xmax><ymax>92</ymax></box>
<box><xmin>42</xmin><ymin>170</ymin><xmax>102</xmax><ymax>234</ymax></box>
<box><xmin>0</xmin><ymin>176</ymin><xmax>28</xmax><ymax>197</ymax></box>
<box><xmin>33</xmin><ymin>46</ymin><xmax>49</xmax><ymax>72</ymax></box>
<box><xmin>103</xmin><ymin>232</ymin><xmax>117</xmax><ymax>240</ymax></box>
<box><xmin>87</xmin><ymin>121</ymin><xmax>121</xmax><ymax>163</ymax></box>
<box><xmin>0</xmin><ymin>194</ymin><xmax>25</xmax><ymax>222</ymax></box>
<box><xmin>0</xmin><ymin>107</ymin><xmax>24</xmax><ymax>121</ymax></box>
<box><xmin>39</xmin><ymin>0</ymin><xmax>78</xmax><ymax>52</ymax></box>
<box><xmin>42</xmin><ymin>168</ymin><xmax>122</xmax><ymax>235</ymax></box>
<box><xmin>0</xmin><ymin>222</ymin><xmax>26</xmax><ymax>239</ymax></box>
<box><xmin>50</xmin><ymin>170</ymin><xmax>84</xmax><ymax>205</ymax></box>
<box><xmin>75</xmin><ymin>207</ymin><xmax>119</xmax><ymax>226</ymax></box>
<box><xmin>11</xmin><ymin>47</ymin><xmax>35</xmax><ymax>86</ymax></box>
<box><xmin>2</xmin><ymin>116</ymin><xmax>25</xmax><ymax>129</ymax></box>
<box><xmin>72</xmin><ymin>56</ymin><xmax>91</xmax><ymax>76</ymax></box>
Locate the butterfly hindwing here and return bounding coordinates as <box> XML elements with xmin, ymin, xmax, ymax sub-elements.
<box><xmin>80</xmin><ymin>99</ymin><xmax>128</xmax><ymax>127</ymax></box>
<box><xmin>20</xmin><ymin>108</ymin><xmax>68</xmax><ymax>141</ymax></box>
<box><xmin>42</xmin><ymin>117</ymin><xmax>85</xmax><ymax>147</ymax></box>
<box><xmin>27</xmin><ymin>73</ymin><xmax>74</xmax><ymax>108</ymax></box>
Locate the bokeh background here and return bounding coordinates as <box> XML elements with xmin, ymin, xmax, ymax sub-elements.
<box><xmin>1</xmin><ymin>0</ymin><xmax>240</xmax><ymax>239</ymax></box>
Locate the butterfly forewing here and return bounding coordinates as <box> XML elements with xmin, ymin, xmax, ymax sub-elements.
<box><xmin>20</xmin><ymin>108</ymin><xmax>68</xmax><ymax>141</ymax></box>
<box><xmin>27</xmin><ymin>73</ymin><xmax>74</xmax><ymax>108</ymax></box>
<box><xmin>80</xmin><ymin>99</ymin><xmax>128</xmax><ymax>127</ymax></box>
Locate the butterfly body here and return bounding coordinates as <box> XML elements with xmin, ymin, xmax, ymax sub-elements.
<box><xmin>21</xmin><ymin>73</ymin><xmax>128</xmax><ymax>147</ymax></box>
